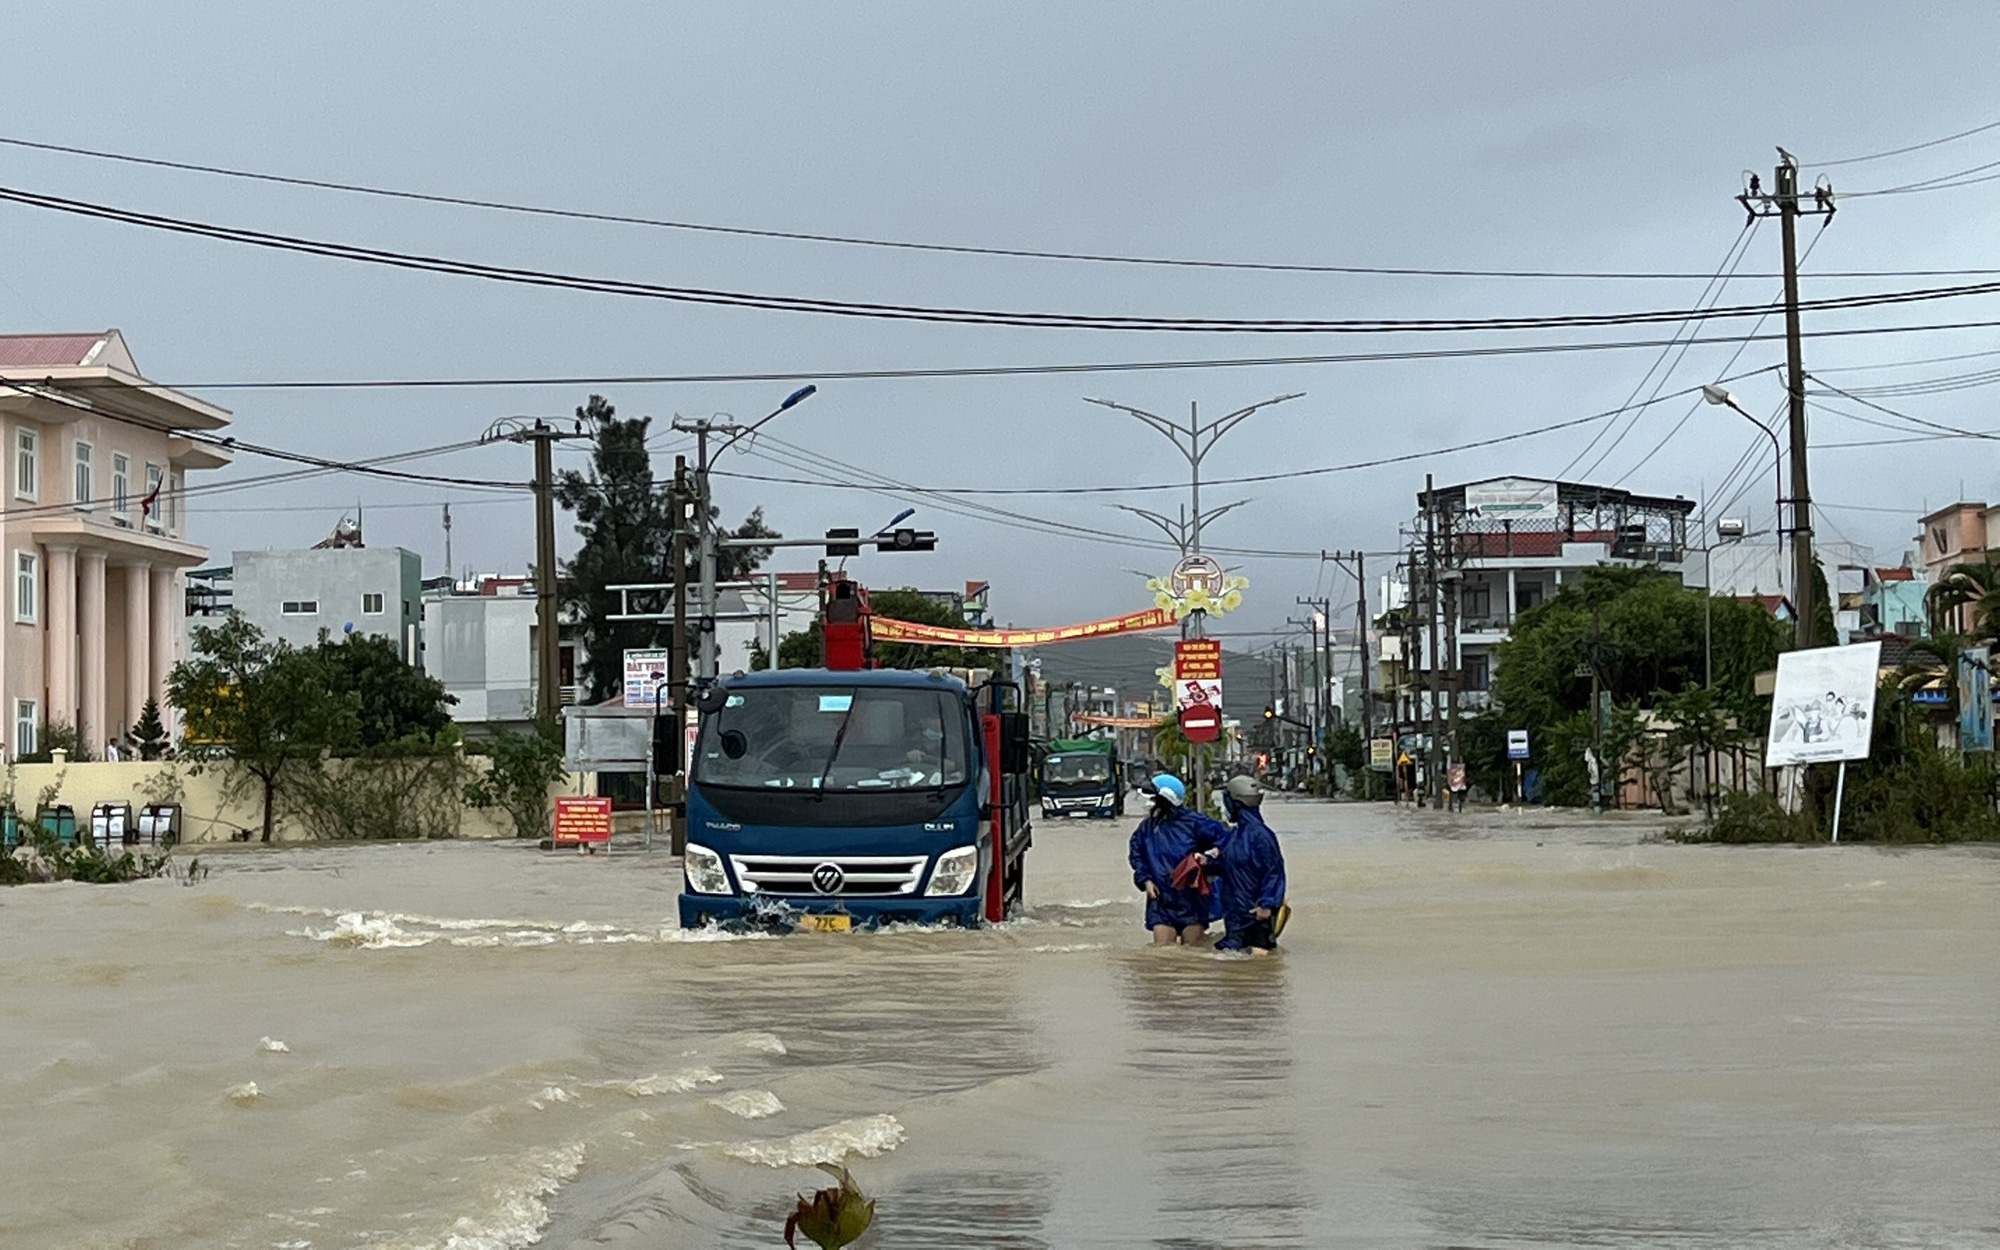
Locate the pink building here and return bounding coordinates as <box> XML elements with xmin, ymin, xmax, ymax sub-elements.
<box><xmin>0</xmin><ymin>330</ymin><xmax>231</xmax><ymax>757</ymax></box>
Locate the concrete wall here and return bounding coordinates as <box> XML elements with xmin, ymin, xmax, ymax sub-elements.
<box><xmin>231</xmin><ymin>547</ymin><xmax>423</xmax><ymax>661</ymax></box>
<box><xmin>6</xmin><ymin>755</ymin><xmax>572</xmax><ymax>843</ymax></box>
<box><xmin>423</xmin><ymin>593</ymin><xmax>536</xmax><ymax>727</ymax></box>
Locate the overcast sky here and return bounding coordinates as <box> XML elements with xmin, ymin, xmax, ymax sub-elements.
<box><xmin>4</xmin><ymin>3</ymin><xmax>1998</xmax><ymax>642</ymax></box>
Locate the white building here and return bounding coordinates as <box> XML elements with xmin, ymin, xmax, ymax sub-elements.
<box><xmin>1402</xmin><ymin>476</ymin><xmax>1696</xmax><ymax>712</ymax></box>
<box><xmin>1</xmin><ymin>330</ymin><xmax>231</xmax><ymax>756</ymax></box>
<box><xmin>190</xmin><ymin>540</ymin><xmax>424</xmax><ymax>662</ymax></box>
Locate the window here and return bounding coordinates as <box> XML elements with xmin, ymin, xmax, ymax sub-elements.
<box><xmin>144</xmin><ymin>463</ymin><xmax>164</xmax><ymax>531</ymax></box>
<box><xmin>15</xmin><ymin>428</ymin><xmax>36</xmax><ymax>500</ymax></box>
<box><xmin>14</xmin><ymin>700</ymin><xmax>35</xmax><ymax>758</ymax></box>
<box><xmin>281</xmin><ymin>600</ymin><xmax>320</xmax><ymax>616</ymax></box>
<box><xmin>168</xmin><ymin>472</ymin><xmax>181</xmax><ymax>533</ymax></box>
<box><xmin>1460</xmin><ymin>581</ymin><xmax>1492</xmax><ymax>622</ymax></box>
<box><xmin>112</xmin><ymin>454</ymin><xmax>130</xmax><ymax>520</ymax></box>
<box><xmin>74</xmin><ymin>441</ymin><xmax>92</xmax><ymax>507</ymax></box>
<box><xmin>1517</xmin><ymin>582</ymin><xmax>1544</xmax><ymax>612</ymax></box>
<box><xmin>362</xmin><ymin>592</ymin><xmax>385</xmax><ymax>615</ymax></box>
<box><xmin>1464</xmin><ymin>652</ymin><xmax>1491</xmax><ymax>692</ymax></box>
<box><xmin>14</xmin><ymin>551</ymin><xmax>35</xmax><ymax>623</ymax></box>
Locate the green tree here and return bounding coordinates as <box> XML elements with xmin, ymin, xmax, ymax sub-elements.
<box><xmin>556</xmin><ymin>395</ymin><xmax>781</xmax><ymax>702</ymax></box>
<box><xmin>1491</xmin><ymin>564</ymin><xmax>1786</xmax><ymax>807</ymax></box>
<box><xmin>20</xmin><ymin>718</ymin><xmax>90</xmax><ymax>764</ymax></box>
<box><xmin>168</xmin><ymin>614</ymin><xmax>356</xmax><ymax>842</ymax></box>
<box><xmin>1926</xmin><ymin>562</ymin><xmax>2000</xmax><ymax>639</ymax></box>
<box><xmin>464</xmin><ymin>716</ymin><xmax>570</xmax><ymax>839</ymax></box>
<box><xmin>132</xmin><ymin>698</ymin><xmax>168</xmax><ymax>761</ymax></box>
<box><xmin>312</xmin><ymin>632</ymin><xmax>456</xmax><ymax>748</ymax></box>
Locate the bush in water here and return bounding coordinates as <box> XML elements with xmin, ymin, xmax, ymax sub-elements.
<box><xmin>784</xmin><ymin>1163</ymin><xmax>874</xmax><ymax>1249</ymax></box>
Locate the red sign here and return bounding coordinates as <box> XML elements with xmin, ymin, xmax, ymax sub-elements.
<box><xmin>1179</xmin><ymin>702</ymin><xmax>1221</xmax><ymax>743</ymax></box>
<box><xmin>552</xmin><ymin>796</ymin><xmax>613</xmax><ymax>847</ymax></box>
<box><xmin>1174</xmin><ymin>638</ymin><xmax>1223</xmax><ymax>681</ymax></box>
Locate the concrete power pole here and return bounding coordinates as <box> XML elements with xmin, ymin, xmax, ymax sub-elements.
<box><xmin>1737</xmin><ymin>149</ymin><xmax>1835</xmax><ymax>650</ymax></box>
<box><xmin>481</xmin><ymin>417</ymin><xmax>592</xmax><ymax>721</ymax></box>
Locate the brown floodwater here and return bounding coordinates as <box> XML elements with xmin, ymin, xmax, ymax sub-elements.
<box><xmin>3</xmin><ymin>799</ymin><xmax>1996</xmax><ymax>1248</ymax></box>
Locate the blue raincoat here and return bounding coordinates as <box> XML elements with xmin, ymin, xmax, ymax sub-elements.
<box><xmin>1129</xmin><ymin>805</ymin><xmax>1227</xmax><ymax>929</ymax></box>
<box><xmin>1213</xmin><ymin>796</ymin><xmax>1288</xmax><ymax>949</ymax></box>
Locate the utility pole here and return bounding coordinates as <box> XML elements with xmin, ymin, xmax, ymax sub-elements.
<box><xmin>1422</xmin><ymin>476</ymin><xmax>1444</xmax><ymax>807</ymax></box>
<box><xmin>1737</xmin><ymin>149</ymin><xmax>1834</xmax><ymax>650</ymax></box>
<box><xmin>668</xmin><ymin>456</ymin><xmax>692</xmax><ymax>854</ymax></box>
<box><xmin>481</xmin><ymin>417</ymin><xmax>592</xmax><ymax>721</ymax></box>
<box><xmin>672</xmin><ymin>385</ymin><xmax>818</xmax><ymax>685</ymax></box>
<box><xmin>1440</xmin><ymin>499</ymin><xmax>1462</xmax><ymax>783</ymax></box>
<box><xmin>442</xmin><ymin>502</ymin><xmax>453</xmax><ymax>590</ymax></box>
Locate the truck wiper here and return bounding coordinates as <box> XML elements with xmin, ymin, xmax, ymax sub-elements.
<box><xmin>811</xmin><ymin>704</ymin><xmax>857</xmax><ymax>800</ymax></box>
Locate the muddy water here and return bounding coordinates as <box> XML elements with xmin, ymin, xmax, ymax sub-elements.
<box><xmin>3</xmin><ymin>802</ymin><xmax>1996</xmax><ymax>1248</ymax></box>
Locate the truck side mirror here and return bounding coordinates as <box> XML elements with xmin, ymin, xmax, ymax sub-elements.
<box><xmin>695</xmin><ymin>684</ymin><xmax>728</xmax><ymax>715</ymax></box>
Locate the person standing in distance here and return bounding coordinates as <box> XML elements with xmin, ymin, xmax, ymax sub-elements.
<box><xmin>1128</xmin><ymin>773</ymin><xmax>1225</xmax><ymax>946</ymax></box>
<box><xmin>1210</xmin><ymin>775</ymin><xmax>1289</xmax><ymax>955</ymax></box>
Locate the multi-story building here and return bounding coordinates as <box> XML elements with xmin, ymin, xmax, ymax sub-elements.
<box><xmin>185</xmin><ymin>528</ymin><xmax>424</xmax><ymax>664</ymax></box>
<box><xmin>1409</xmin><ymin>476</ymin><xmax>1696</xmax><ymax>711</ymax></box>
<box><xmin>420</xmin><ymin>575</ymin><xmax>585</xmax><ymax>736</ymax></box>
<box><xmin>1919</xmin><ymin>501</ymin><xmax>1991</xmax><ymax>633</ymax></box>
<box><xmin>0</xmin><ymin>330</ymin><xmax>230</xmax><ymax>756</ymax></box>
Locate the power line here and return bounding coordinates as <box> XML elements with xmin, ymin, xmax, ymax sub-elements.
<box><xmin>40</xmin><ymin>316</ymin><xmax>2000</xmax><ymax>395</ymax></box>
<box><xmin>8</xmin><ymin>131</ymin><xmax>1998</xmax><ymax>283</ymax></box>
<box><xmin>707</xmin><ymin>375</ymin><xmax>1762</xmax><ymax>499</ymax></box>
<box><xmin>1806</xmin><ymin>118</ymin><xmax>2000</xmax><ymax>168</ymax></box>
<box><xmin>9</xmin><ymin>182</ymin><xmax>2000</xmax><ymax>334</ymax></box>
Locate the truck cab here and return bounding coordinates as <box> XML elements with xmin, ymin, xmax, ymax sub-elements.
<box><xmin>1039</xmin><ymin>737</ymin><xmax>1124</xmax><ymax>819</ymax></box>
<box><xmin>677</xmin><ymin>667</ymin><xmax>1032</xmax><ymax>930</ymax></box>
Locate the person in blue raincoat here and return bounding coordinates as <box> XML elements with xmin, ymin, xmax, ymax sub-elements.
<box><xmin>1128</xmin><ymin>773</ymin><xmax>1226</xmax><ymax>945</ymax></box>
<box><xmin>1209</xmin><ymin>774</ymin><xmax>1289</xmax><ymax>955</ymax></box>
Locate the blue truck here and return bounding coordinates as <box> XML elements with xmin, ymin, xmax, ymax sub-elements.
<box><xmin>677</xmin><ymin>664</ymin><xmax>1034</xmax><ymax>931</ymax></box>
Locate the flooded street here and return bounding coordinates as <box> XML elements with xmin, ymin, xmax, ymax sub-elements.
<box><xmin>4</xmin><ymin>799</ymin><xmax>1997</xmax><ymax>1248</ymax></box>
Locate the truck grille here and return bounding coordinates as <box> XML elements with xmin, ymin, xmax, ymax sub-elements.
<box><xmin>728</xmin><ymin>854</ymin><xmax>928</xmax><ymax>898</ymax></box>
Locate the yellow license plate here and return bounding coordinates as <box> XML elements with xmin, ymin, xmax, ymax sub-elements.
<box><xmin>797</xmin><ymin>913</ymin><xmax>852</xmax><ymax>933</ymax></box>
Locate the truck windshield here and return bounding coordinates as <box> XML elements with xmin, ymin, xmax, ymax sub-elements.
<box><xmin>1045</xmin><ymin>754</ymin><xmax>1112</xmax><ymax>785</ymax></box>
<box><xmin>695</xmin><ymin>685</ymin><xmax>970</xmax><ymax>793</ymax></box>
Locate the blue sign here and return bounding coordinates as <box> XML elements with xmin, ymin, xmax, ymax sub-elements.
<box><xmin>1506</xmin><ymin>728</ymin><xmax>1531</xmax><ymax>760</ymax></box>
<box><xmin>1911</xmin><ymin>689</ymin><xmax>1949</xmax><ymax>707</ymax></box>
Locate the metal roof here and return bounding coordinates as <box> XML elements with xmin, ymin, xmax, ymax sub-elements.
<box><xmin>0</xmin><ymin>332</ymin><xmax>115</xmax><ymax>369</ymax></box>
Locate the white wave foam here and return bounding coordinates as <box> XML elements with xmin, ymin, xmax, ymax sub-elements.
<box><xmin>721</xmin><ymin>1114</ymin><xmax>905</xmax><ymax>1167</ymax></box>
<box><xmin>397</xmin><ymin>1141</ymin><xmax>585</xmax><ymax>1250</ymax></box>
<box><xmin>738</xmin><ymin>1032</ymin><xmax>788</xmax><ymax>1055</ymax></box>
<box><xmin>1030</xmin><ymin>942</ymin><xmax>1110</xmax><ymax>953</ymax></box>
<box><xmin>258</xmin><ymin>1036</ymin><xmax>291</xmax><ymax>1053</ymax></box>
<box><xmin>607</xmin><ymin>1066</ymin><xmax>724</xmax><ymax>1098</ymax></box>
<box><xmin>659</xmin><ymin>922</ymin><xmax>778</xmax><ymax>943</ymax></box>
<box><xmin>527</xmin><ymin>1085</ymin><xmax>574</xmax><ymax>1110</ymax></box>
<box><xmin>708</xmin><ymin>1089</ymin><xmax>785</xmax><ymax>1119</ymax></box>
<box><xmin>226</xmin><ymin>1081</ymin><xmax>261</xmax><ymax>1104</ymax></box>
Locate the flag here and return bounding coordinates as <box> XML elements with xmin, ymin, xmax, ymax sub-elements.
<box><xmin>139</xmin><ymin>478</ymin><xmax>163</xmax><ymax>522</ymax></box>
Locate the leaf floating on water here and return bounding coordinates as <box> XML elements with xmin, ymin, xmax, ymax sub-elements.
<box><xmin>784</xmin><ymin>1163</ymin><xmax>875</xmax><ymax>1249</ymax></box>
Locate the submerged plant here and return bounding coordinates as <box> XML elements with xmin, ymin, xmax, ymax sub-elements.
<box><xmin>783</xmin><ymin>1162</ymin><xmax>874</xmax><ymax>1249</ymax></box>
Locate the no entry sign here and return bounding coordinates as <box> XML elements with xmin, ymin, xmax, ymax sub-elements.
<box><xmin>1179</xmin><ymin>700</ymin><xmax>1221</xmax><ymax>743</ymax></box>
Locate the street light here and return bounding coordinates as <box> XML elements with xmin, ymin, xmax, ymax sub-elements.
<box><xmin>1701</xmin><ymin>384</ymin><xmax>1787</xmax><ymax>553</ymax></box>
<box><xmin>676</xmin><ymin>385</ymin><xmax>820</xmax><ymax>681</ymax></box>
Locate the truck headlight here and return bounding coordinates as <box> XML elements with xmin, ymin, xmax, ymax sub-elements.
<box><xmin>924</xmin><ymin>845</ymin><xmax>979</xmax><ymax>896</ymax></box>
<box><xmin>684</xmin><ymin>843</ymin><xmax>731</xmax><ymax>895</ymax></box>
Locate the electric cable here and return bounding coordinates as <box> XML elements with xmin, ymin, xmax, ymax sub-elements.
<box><xmin>9</xmin><ymin>182</ymin><xmax>2000</xmax><ymax>333</ymax></box>
<box><xmin>1806</xmin><ymin>118</ymin><xmax>2000</xmax><ymax>168</ymax></box>
<box><xmin>10</xmin><ymin>131</ymin><xmax>1999</xmax><ymax>282</ymax></box>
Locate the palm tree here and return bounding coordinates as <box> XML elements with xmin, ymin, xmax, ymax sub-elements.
<box><xmin>1895</xmin><ymin>630</ymin><xmax>1974</xmax><ymax>720</ymax></box>
<box><xmin>1926</xmin><ymin>563</ymin><xmax>2000</xmax><ymax>640</ymax></box>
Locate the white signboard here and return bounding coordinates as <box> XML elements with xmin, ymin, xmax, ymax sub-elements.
<box><xmin>622</xmin><ymin>647</ymin><xmax>671</xmax><ymax>707</ymax></box>
<box><xmin>1465</xmin><ymin>477</ymin><xmax>1559</xmax><ymax>521</ymax></box>
<box><xmin>1765</xmin><ymin>641</ymin><xmax>1882</xmax><ymax>766</ymax></box>
<box><xmin>1174</xmin><ymin>677</ymin><xmax>1222</xmax><ymax>713</ymax></box>
<box><xmin>1506</xmin><ymin>728</ymin><xmax>1531</xmax><ymax>760</ymax></box>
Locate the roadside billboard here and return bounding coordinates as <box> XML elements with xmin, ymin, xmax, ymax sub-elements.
<box><xmin>1764</xmin><ymin>641</ymin><xmax>1882</xmax><ymax>766</ymax></box>
<box><xmin>1959</xmin><ymin>646</ymin><xmax>1992</xmax><ymax>751</ymax></box>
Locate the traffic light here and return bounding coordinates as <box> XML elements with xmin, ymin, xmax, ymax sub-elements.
<box><xmin>875</xmin><ymin>527</ymin><xmax>936</xmax><ymax>553</ymax></box>
<box><xmin>824</xmin><ymin>527</ymin><xmax>862</xmax><ymax>557</ymax></box>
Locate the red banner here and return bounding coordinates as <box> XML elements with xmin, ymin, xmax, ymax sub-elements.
<box><xmin>871</xmin><ymin>606</ymin><xmax>1176</xmax><ymax>649</ymax></box>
